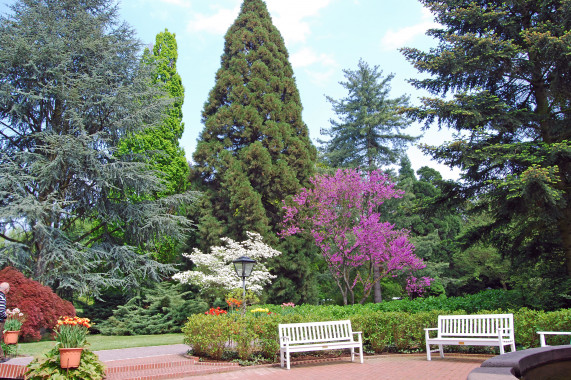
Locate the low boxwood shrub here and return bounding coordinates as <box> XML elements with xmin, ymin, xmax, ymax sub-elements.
<box><xmin>182</xmin><ymin>306</ymin><xmax>571</xmax><ymax>360</ymax></box>
<box><xmin>514</xmin><ymin>308</ymin><xmax>571</xmax><ymax>348</ymax></box>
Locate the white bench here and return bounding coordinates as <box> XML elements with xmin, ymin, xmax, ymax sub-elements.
<box><xmin>278</xmin><ymin>320</ymin><xmax>363</xmax><ymax>369</ymax></box>
<box><xmin>537</xmin><ymin>331</ymin><xmax>571</xmax><ymax>347</ymax></box>
<box><xmin>424</xmin><ymin>313</ymin><xmax>516</xmax><ymax>360</ymax></box>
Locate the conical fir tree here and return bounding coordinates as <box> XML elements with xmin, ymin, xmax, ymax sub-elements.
<box><xmin>119</xmin><ymin>29</ymin><xmax>190</xmax><ymax>196</ymax></box>
<box><xmin>192</xmin><ymin>0</ymin><xmax>318</xmax><ymax>303</ymax></box>
<box><xmin>193</xmin><ymin>0</ymin><xmax>316</xmax><ymax>241</ymax></box>
<box><xmin>117</xmin><ymin>29</ymin><xmax>190</xmax><ymax>263</ymax></box>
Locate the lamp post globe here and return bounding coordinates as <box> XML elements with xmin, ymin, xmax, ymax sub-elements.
<box><xmin>232</xmin><ymin>256</ymin><xmax>256</xmax><ymax>315</ymax></box>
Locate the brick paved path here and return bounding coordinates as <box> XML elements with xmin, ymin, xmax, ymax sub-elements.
<box><xmin>184</xmin><ymin>354</ymin><xmax>490</xmax><ymax>380</ymax></box>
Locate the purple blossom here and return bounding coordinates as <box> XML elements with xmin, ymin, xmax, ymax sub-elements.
<box><xmin>281</xmin><ymin>168</ymin><xmax>430</xmax><ymax>304</ymax></box>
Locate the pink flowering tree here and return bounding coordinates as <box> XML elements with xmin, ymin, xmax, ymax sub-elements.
<box><xmin>281</xmin><ymin>168</ymin><xmax>431</xmax><ymax>305</ymax></box>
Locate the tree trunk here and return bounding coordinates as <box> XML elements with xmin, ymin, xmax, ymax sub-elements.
<box><xmin>367</xmin><ymin>154</ymin><xmax>383</xmax><ymax>303</ymax></box>
<box><xmin>373</xmin><ymin>264</ymin><xmax>382</xmax><ymax>303</ymax></box>
<box><xmin>560</xmin><ymin>206</ymin><xmax>571</xmax><ymax>278</ymax></box>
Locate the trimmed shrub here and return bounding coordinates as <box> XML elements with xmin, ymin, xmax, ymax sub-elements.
<box><xmin>514</xmin><ymin>308</ymin><xmax>571</xmax><ymax>348</ymax></box>
<box><xmin>0</xmin><ymin>267</ymin><xmax>75</xmax><ymax>341</ymax></box>
<box><xmin>181</xmin><ymin>306</ymin><xmax>571</xmax><ymax>360</ymax></box>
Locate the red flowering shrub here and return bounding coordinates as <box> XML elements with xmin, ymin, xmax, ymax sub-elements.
<box><xmin>0</xmin><ymin>267</ymin><xmax>75</xmax><ymax>341</ymax></box>
<box><xmin>204</xmin><ymin>307</ymin><xmax>227</xmax><ymax>316</ymax></box>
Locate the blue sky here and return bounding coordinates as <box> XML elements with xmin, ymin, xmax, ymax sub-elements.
<box><xmin>1</xmin><ymin>0</ymin><xmax>460</xmax><ymax>179</ymax></box>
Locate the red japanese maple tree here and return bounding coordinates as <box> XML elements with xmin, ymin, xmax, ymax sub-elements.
<box><xmin>0</xmin><ymin>267</ymin><xmax>75</xmax><ymax>341</ymax></box>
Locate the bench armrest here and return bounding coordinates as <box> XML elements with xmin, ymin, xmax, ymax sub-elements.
<box><xmin>498</xmin><ymin>327</ymin><xmax>513</xmax><ymax>337</ymax></box>
<box><xmin>352</xmin><ymin>331</ymin><xmax>363</xmax><ymax>343</ymax></box>
<box><xmin>280</xmin><ymin>336</ymin><xmax>290</xmax><ymax>346</ymax></box>
<box><xmin>536</xmin><ymin>331</ymin><xmax>571</xmax><ymax>347</ymax></box>
<box><xmin>424</xmin><ymin>328</ymin><xmax>438</xmax><ymax>340</ymax></box>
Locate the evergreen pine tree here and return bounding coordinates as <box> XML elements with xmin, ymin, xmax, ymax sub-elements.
<box><xmin>402</xmin><ymin>0</ymin><xmax>571</xmax><ymax>278</ymax></box>
<box><xmin>192</xmin><ymin>0</ymin><xmax>317</xmax><ymax>303</ymax></box>
<box><xmin>319</xmin><ymin>59</ymin><xmax>416</xmax><ymax>302</ymax></box>
<box><xmin>320</xmin><ymin>59</ymin><xmax>416</xmax><ymax>170</ymax></box>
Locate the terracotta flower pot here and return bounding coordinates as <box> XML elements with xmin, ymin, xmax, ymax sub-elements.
<box><xmin>59</xmin><ymin>347</ymin><xmax>83</xmax><ymax>369</ymax></box>
<box><xmin>3</xmin><ymin>330</ymin><xmax>20</xmax><ymax>345</ymax></box>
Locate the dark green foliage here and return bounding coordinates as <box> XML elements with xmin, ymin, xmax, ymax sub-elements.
<box><xmin>381</xmin><ymin>158</ymin><xmax>464</xmax><ymax>295</ymax></box>
<box><xmin>0</xmin><ymin>0</ymin><xmax>199</xmax><ymax>295</ymax></box>
<box><xmin>266</xmin><ymin>235</ymin><xmax>320</xmax><ymax>305</ymax></box>
<box><xmin>0</xmin><ymin>341</ymin><xmax>16</xmax><ymax>357</ymax></box>
<box><xmin>192</xmin><ymin>0</ymin><xmax>316</xmax><ymax>242</ymax></box>
<box><xmin>401</xmin><ymin>0</ymin><xmax>571</xmax><ymax>277</ymax></box>
<box><xmin>276</xmin><ymin>289</ymin><xmax>527</xmax><ymax>314</ymax></box>
<box><xmin>320</xmin><ymin>59</ymin><xmax>416</xmax><ymax>170</ymax></box>
<box><xmin>26</xmin><ymin>348</ymin><xmax>105</xmax><ymax>380</ymax></box>
<box><xmin>78</xmin><ymin>291</ymin><xmax>129</xmax><ymax>334</ymax></box>
<box><xmin>191</xmin><ymin>0</ymin><xmax>318</xmax><ymax>302</ymax></box>
<box><xmin>96</xmin><ymin>282</ymin><xmax>208</xmax><ymax>335</ymax></box>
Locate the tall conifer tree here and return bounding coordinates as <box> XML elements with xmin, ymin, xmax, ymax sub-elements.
<box><xmin>193</xmin><ymin>0</ymin><xmax>316</xmax><ymax>240</ymax></box>
<box><xmin>118</xmin><ymin>29</ymin><xmax>189</xmax><ymax>196</ymax></box>
<box><xmin>192</xmin><ymin>0</ymin><xmax>317</xmax><ymax>303</ymax></box>
<box><xmin>117</xmin><ymin>30</ymin><xmax>191</xmax><ymax>264</ymax></box>
<box><xmin>320</xmin><ymin>59</ymin><xmax>416</xmax><ymax>171</ymax></box>
<box><xmin>402</xmin><ymin>0</ymin><xmax>571</xmax><ymax>280</ymax></box>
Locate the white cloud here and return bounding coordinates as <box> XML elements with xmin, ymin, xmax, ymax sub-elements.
<box><xmin>290</xmin><ymin>47</ymin><xmax>336</xmax><ymax>68</ymax></box>
<box><xmin>186</xmin><ymin>0</ymin><xmax>332</xmax><ymax>43</ymax></box>
<box><xmin>186</xmin><ymin>4</ymin><xmax>240</xmax><ymax>35</ymax></box>
<box><xmin>380</xmin><ymin>6</ymin><xmax>439</xmax><ymax>51</ymax></box>
<box><xmin>266</xmin><ymin>0</ymin><xmax>332</xmax><ymax>44</ymax></box>
<box><xmin>290</xmin><ymin>47</ymin><xmax>338</xmax><ymax>86</ymax></box>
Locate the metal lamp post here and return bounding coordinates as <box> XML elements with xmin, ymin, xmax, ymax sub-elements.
<box><xmin>232</xmin><ymin>256</ymin><xmax>256</xmax><ymax>316</ymax></box>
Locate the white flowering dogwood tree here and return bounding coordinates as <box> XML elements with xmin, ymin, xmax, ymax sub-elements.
<box><xmin>173</xmin><ymin>232</ymin><xmax>281</xmax><ymax>294</ymax></box>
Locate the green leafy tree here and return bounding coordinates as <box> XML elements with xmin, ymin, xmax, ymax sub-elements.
<box><xmin>320</xmin><ymin>59</ymin><xmax>416</xmax><ymax>170</ymax></box>
<box><xmin>118</xmin><ymin>29</ymin><xmax>189</xmax><ymax>196</ymax></box>
<box><xmin>191</xmin><ymin>0</ymin><xmax>318</xmax><ymax>303</ymax></box>
<box><xmin>0</xmin><ymin>0</ymin><xmax>198</xmax><ymax>296</ymax></box>
<box><xmin>117</xmin><ymin>29</ymin><xmax>190</xmax><ymax>264</ymax></box>
<box><xmin>401</xmin><ymin>0</ymin><xmax>571</xmax><ymax>278</ymax></box>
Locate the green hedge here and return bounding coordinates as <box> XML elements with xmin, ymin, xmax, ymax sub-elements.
<box><xmin>182</xmin><ymin>307</ymin><xmax>571</xmax><ymax>361</ymax></box>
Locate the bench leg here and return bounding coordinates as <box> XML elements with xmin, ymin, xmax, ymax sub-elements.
<box><xmin>500</xmin><ymin>345</ymin><xmax>505</xmax><ymax>355</ymax></box>
<box><xmin>359</xmin><ymin>345</ymin><xmax>363</xmax><ymax>364</ymax></box>
<box><xmin>511</xmin><ymin>342</ymin><xmax>516</xmax><ymax>352</ymax></box>
<box><xmin>438</xmin><ymin>344</ymin><xmax>444</xmax><ymax>358</ymax></box>
<box><xmin>286</xmin><ymin>349</ymin><xmax>291</xmax><ymax>370</ymax></box>
<box><xmin>280</xmin><ymin>349</ymin><xmax>284</xmax><ymax>368</ymax></box>
<box><xmin>426</xmin><ymin>342</ymin><xmax>431</xmax><ymax>361</ymax></box>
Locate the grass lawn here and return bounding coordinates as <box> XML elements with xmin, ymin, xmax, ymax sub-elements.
<box><xmin>13</xmin><ymin>333</ymin><xmax>185</xmax><ymax>357</ymax></box>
